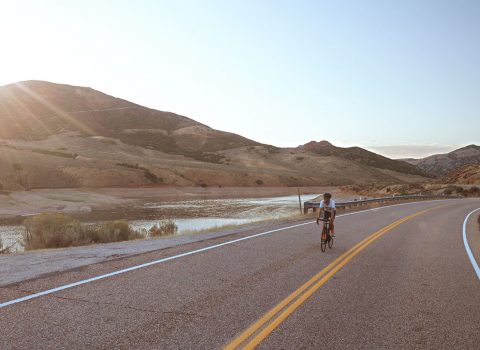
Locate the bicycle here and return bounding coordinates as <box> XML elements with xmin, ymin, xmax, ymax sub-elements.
<box><xmin>317</xmin><ymin>218</ymin><xmax>334</xmax><ymax>252</ymax></box>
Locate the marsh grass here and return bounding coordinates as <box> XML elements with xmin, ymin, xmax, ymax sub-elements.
<box><xmin>22</xmin><ymin>213</ymin><xmax>144</xmax><ymax>250</ymax></box>
<box><xmin>149</xmin><ymin>219</ymin><xmax>178</xmax><ymax>237</ymax></box>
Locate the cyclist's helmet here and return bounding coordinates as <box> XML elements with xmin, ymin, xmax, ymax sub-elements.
<box><xmin>323</xmin><ymin>193</ymin><xmax>332</xmax><ymax>199</ymax></box>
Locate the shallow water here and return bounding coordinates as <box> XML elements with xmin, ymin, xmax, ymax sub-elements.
<box><xmin>0</xmin><ymin>194</ymin><xmax>318</xmax><ymax>252</ymax></box>
<box><xmin>0</xmin><ymin>226</ymin><xmax>25</xmax><ymax>252</ymax></box>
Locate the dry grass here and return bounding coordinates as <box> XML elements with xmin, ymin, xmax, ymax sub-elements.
<box><xmin>149</xmin><ymin>219</ymin><xmax>178</xmax><ymax>237</ymax></box>
<box><xmin>22</xmin><ymin>213</ymin><xmax>144</xmax><ymax>250</ymax></box>
<box><xmin>93</xmin><ymin>221</ymin><xmax>144</xmax><ymax>243</ymax></box>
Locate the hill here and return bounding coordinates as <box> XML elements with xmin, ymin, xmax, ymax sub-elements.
<box><xmin>300</xmin><ymin>141</ymin><xmax>426</xmax><ymax>176</ymax></box>
<box><xmin>0</xmin><ymin>81</ymin><xmax>430</xmax><ymax>190</ymax></box>
<box><xmin>0</xmin><ymin>80</ymin><xmax>259</xmax><ymax>158</ymax></box>
<box><xmin>403</xmin><ymin>145</ymin><xmax>480</xmax><ymax>176</ymax></box>
<box><xmin>442</xmin><ymin>164</ymin><xmax>480</xmax><ymax>184</ymax></box>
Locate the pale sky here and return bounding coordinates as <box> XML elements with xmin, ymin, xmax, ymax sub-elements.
<box><xmin>1</xmin><ymin>0</ymin><xmax>479</xmax><ymax>158</ymax></box>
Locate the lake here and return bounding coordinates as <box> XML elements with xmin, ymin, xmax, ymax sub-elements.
<box><xmin>0</xmin><ymin>194</ymin><xmax>319</xmax><ymax>252</ymax></box>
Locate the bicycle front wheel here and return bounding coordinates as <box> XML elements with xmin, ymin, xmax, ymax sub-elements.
<box><xmin>321</xmin><ymin>227</ymin><xmax>327</xmax><ymax>252</ymax></box>
<box><xmin>328</xmin><ymin>236</ymin><xmax>334</xmax><ymax>249</ymax></box>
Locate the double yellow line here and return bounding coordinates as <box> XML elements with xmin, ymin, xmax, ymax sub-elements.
<box><xmin>225</xmin><ymin>209</ymin><xmax>432</xmax><ymax>350</ymax></box>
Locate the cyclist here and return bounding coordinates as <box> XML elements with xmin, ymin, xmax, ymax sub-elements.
<box><xmin>316</xmin><ymin>192</ymin><xmax>336</xmax><ymax>237</ymax></box>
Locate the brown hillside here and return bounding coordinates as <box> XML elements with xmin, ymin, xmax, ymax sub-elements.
<box><xmin>442</xmin><ymin>164</ymin><xmax>480</xmax><ymax>184</ymax></box>
<box><xmin>0</xmin><ymin>81</ymin><xmax>259</xmax><ymax>155</ymax></box>
<box><xmin>301</xmin><ymin>140</ymin><xmax>426</xmax><ymax>176</ymax></box>
<box><xmin>403</xmin><ymin>145</ymin><xmax>480</xmax><ymax>176</ymax></box>
<box><xmin>0</xmin><ymin>81</ymin><xmax>430</xmax><ymax>190</ymax></box>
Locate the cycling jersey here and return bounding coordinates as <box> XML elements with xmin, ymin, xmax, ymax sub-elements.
<box><xmin>319</xmin><ymin>199</ymin><xmax>336</xmax><ymax>211</ymax></box>
<box><xmin>319</xmin><ymin>199</ymin><xmax>336</xmax><ymax>233</ymax></box>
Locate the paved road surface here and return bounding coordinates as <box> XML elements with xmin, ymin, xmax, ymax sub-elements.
<box><xmin>1</xmin><ymin>199</ymin><xmax>479</xmax><ymax>349</ymax></box>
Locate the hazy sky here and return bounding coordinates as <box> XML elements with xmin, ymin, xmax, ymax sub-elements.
<box><xmin>1</xmin><ymin>0</ymin><xmax>479</xmax><ymax>158</ymax></box>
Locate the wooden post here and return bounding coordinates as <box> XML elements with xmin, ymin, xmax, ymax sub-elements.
<box><xmin>297</xmin><ymin>188</ymin><xmax>302</xmax><ymax>214</ymax></box>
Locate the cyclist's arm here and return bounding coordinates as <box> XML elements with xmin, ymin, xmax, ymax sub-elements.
<box><xmin>331</xmin><ymin>200</ymin><xmax>336</xmax><ymax>221</ymax></box>
<box><xmin>317</xmin><ymin>207</ymin><xmax>324</xmax><ymax>220</ymax></box>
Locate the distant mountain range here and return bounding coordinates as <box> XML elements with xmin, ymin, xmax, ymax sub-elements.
<box><xmin>403</xmin><ymin>145</ymin><xmax>480</xmax><ymax>177</ymax></box>
<box><xmin>0</xmin><ymin>80</ymin><xmax>441</xmax><ymax>190</ymax></box>
<box><xmin>301</xmin><ymin>141</ymin><xmax>424</xmax><ymax>176</ymax></box>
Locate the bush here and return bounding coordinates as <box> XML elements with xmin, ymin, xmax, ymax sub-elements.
<box><xmin>144</xmin><ymin>169</ymin><xmax>161</xmax><ymax>184</ymax></box>
<box><xmin>23</xmin><ymin>213</ymin><xmax>86</xmax><ymax>250</ymax></box>
<box><xmin>31</xmin><ymin>149</ymin><xmax>78</xmax><ymax>158</ymax></box>
<box><xmin>94</xmin><ymin>221</ymin><xmax>143</xmax><ymax>243</ymax></box>
<box><xmin>469</xmin><ymin>186</ymin><xmax>480</xmax><ymax>197</ymax></box>
<box><xmin>149</xmin><ymin>219</ymin><xmax>178</xmax><ymax>237</ymax></box>
<box><xmin>197</xmin><ymin>181</ymin><xmax>208</xmax><ymax>188</ymax></box>
<box><xmin>256</xmin><ymin>179</ymin><xmax>264</xmax><ymax>185</ymax></box>
<box><xmin>22</xmin><ymin>213</ymin><xmax>143</xmax><ymax>250</ymax></box>
<box><xmin>117</xmin><ymin>162</ymin><xmax>141</xmax><ymax>169</ymax></box>
<box><xmin>443</xmin><ymin>188</ymin><xmax>453</xmax><ymax>195</ymax></box>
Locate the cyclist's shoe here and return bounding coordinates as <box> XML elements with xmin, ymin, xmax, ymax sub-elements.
<box><xmin>331</xmin><ymin>234</ymin><xmax>336</xmax><ymax>238</ymax></box>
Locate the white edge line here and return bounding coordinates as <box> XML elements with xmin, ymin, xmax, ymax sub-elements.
<box><xmin>0</xmin><ymin>198</ymin><xmax>458</xmax><ymax>309</ymax></box>
<box><xmin>462</xmin><ymin>207</ymin><xmax>480</xmax><ymax>280</ymax></box>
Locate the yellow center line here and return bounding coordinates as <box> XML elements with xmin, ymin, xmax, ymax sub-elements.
<box><xmin>225</xmin><ymin>208</ymin><xmax>433</xmax><ymax>350</ymax></box>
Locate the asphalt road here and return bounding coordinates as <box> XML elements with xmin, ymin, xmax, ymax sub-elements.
<box><xmin>1</xmin><ymin>199</ymin><xmax>480</xmax><ymax>349</ymax></box>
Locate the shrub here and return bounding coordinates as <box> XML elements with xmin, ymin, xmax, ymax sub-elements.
<box><xmin>266</xmin><ymin>146</ymin><xmax>280</xmax><ymax>154</ymax></box>
<box><xmin>469</xmin><ymin>186</ymin><xmax>480</xmax><ymax>197</ymax></box>
<box><xmin>455</xmin><ymin>186</ymin><xmax>464</xmax><ymax>194</ymax></box>
<box><xmin>144</xmin><ymin>169</ymin><xmax>160</xmax><ymax>184</ymax></box>
<box><xmin>94</xmin><ymin>221</ymin><xmax>143</xmax><ymax>243</ymax></box>
<box><xmin>117</xmin><ymin>162</ymin><xmax>141</xmax><ymax>169</ymax></box>
<box><xmin>31</xmin><ymin>149</ymin><xmax>78</xmax><ymax>158</ymax></box>
<box><xmin>256</xmin><ymin>179</ymin><xmax>264</xmax><ymax>185</ymax></box>
<box><xmin>197</xmin><ymin>180</ymin><xmax>208</xmax><ymax>188</ymax></box>
<box><xmin>23</xmin><ymin>213</ymin><xmax>86</xmax><ymax>250</ymax></box>
<box><xmin>100</xmin><ymin>139</ymin><xmax>117</xmax><ymax>145</ymax></box>
<box><xmin>149</xmin><ymin>220</ymin><xmax>178</xmax><ymax>237</ymax></box>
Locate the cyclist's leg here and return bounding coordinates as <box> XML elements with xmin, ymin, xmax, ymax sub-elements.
<box><xmin>324</xmin><ymin>211</ymin><xmax>333</xmax><ymax>237</ymax></box>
